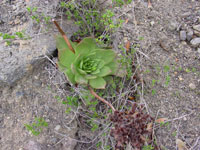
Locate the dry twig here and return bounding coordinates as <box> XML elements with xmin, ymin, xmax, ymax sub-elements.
<box><xmin>53</xmin><ymin>20</ymin><xmax>75</xmax><ymax>53</ymax></box>
<box><xmin>89</xmin><ymin>86</ymin><xmax>116</xmax><ymax>112</ymax></box>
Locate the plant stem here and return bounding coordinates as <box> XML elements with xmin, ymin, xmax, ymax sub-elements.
<box><xmin>53</xmin><ymin>20</ymin><xmax>75</xmax><ymax>54</ymax></box>
<box><xmin>88</xmin><ymin>86</ymin><xmax>116</xmax><ymax>112</ymax></box>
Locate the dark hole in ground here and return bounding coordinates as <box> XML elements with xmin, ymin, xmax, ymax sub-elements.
<box><xmin>51</xmin><ymin>49</ymin><xmax>58</xmax><ymax>58</ymax></box>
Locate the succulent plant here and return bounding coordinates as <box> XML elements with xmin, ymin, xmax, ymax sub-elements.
<box><xmin>56</xmin><ymin>36</ymin><xmax>125</xmax><ymax>89</ymax></box>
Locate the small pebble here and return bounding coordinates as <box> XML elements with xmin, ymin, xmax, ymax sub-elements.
<box><xmin>186</xmin><ymin>29</ymin><xmax>193</xmax><ymax>41</ymax></box>
<box><xmin>54</xmin><ymin>125</ymin><xmax>61</xmax><ymax>131</ymax></box>
<box><xmin>14</xmin><ymin>18</ymin><xmax>20</xmax><ymax>25</ymax></box>
<box><xmin>193</xmin><ymin>24</ymin><xmax>200</xmax><ymax>32</ymax></box>
<box><xmin>123</xmin><ymin>37</ymin><xmax>128</xmax><ymax>43</ymax></box>
<box><xmin>190</xmin><ymin>37</ymin><xmax>200</xmax><ymax>47</ymax></box>
<box><xmin>50</xmin><ymin>137</ymin><xmax>59</xmax><ymax>144</ymax></box>
<box><xmin>197</xmin><ymin>48</ymin><xmax>200</xmax><ymax>54</ymax></box>
<box><xmin>168</xmin><ymin>21</ymin><xmax>179</xmax><ymax>31</ymax></box>
<box><xmin>180</xmin><ymin>12</ymin><xmax>191</xmax><ymax>18</ymax></box>
<box><xmin>189</xmin><ymin>83</ymin><xmax>196</xmax><ymax>90</ymax></box>
<box><xmin>150</xmin><ymin>21</ymin><xmax>155</xmax><ymax>26</ymax></box>
<box><xmin>180</xmin><ymin>30</ymin><xmax>187</xmax><ymax>41</ymax></box>
<box><xmin>178</xmin><ymin>76</ymin><xmax>183</xmax><ymax>81</ymax></box>
<box><xmin>16</xmin><ymin>91</ymin><xmax>24</xmax><ymax>97</ymax></box>
<box><xmin>193</xmin><ymin>30</ymin><xmax>200</xmax><ymax>36</ymax></box>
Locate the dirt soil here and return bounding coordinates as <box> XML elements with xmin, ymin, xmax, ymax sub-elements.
<box><xmin>0</xmin><ymin>0</ymin><xmax>200</xmax><ymax>150</ymax></box>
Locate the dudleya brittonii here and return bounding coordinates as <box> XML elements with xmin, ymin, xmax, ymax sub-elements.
<box><xmin>56</xmin><ymin>36</ymin><xmax>125</xmax><ymax>89</ymax></box>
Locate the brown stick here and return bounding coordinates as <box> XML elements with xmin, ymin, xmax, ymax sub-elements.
<box><xmin>53</xmin><ymin>20</ymin><xmax>75</xmax><ymax>54</ymax></box>
<box><xmin>89</xmin><ymin>86</ymin><xmax>116</xmax><ymax>112</ymax></box>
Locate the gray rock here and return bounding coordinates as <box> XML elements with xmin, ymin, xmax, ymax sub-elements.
<box><xmin>186</xmin><ymin>29</ymin><xmax>194</xmax><ymax>41</ymax></box>
<box><xmin>180</xmin><ymin>30</ymin><xmax>187</xmax><ymax>41</ymax></box>
<box><xmin>190</xmin><ymin>38</ymin><xmax>200</xmax><ymax>47</ymax></box>
<box><xmin>159</xmin><ymin>36</ymin><xmax>173</xmax><ymax>52</ymax></box>
<box><xmin>168</xmin><ymin>20</ymin><xmax>179</xmax><ymax>31</ymax></box>
<box><xmin>193</xmin><ymin>24</ymin><xmax>200</xmax><ymax>32</ymax></box>
<box><xmin>0</xmin><ymin>1</ymin><xmax>79</xmax><ymax>87</ymax></box>
<box><xmin>0</xmin><ymin>6</ymin><xmax>9</xmax><ymax>23</ymax></box>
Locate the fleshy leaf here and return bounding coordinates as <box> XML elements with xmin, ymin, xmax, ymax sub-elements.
<box><xmin>57</xmin><ymin>61</ymin><xmax>67</xmax><ymax>72</ymax></box>
<box><xmin>89</xmin><ymin>77</ymin><xmax>106</xmax><ymax>89</ymax></box>
<box><xmin>107</xmin><ymin>60</ymin><xmax>127</xmax><ymax>77</ymax></box>
<box><xmin>76</xmin><ymin>37</ymin><xmax>99</xmax><ymax>55</ymax></box>
<box><xmin>85</xmin><ymin>75</ymin><xmax>97</xmax><ymax>79</ymax></box>
<box><xmin>91</xmin><ymin>69</ymin><xmax>100</xmax><ymax>75</ymax></box>
<box><xmin>97</xmin><ymin>60</ymin><xmax>105</xmax><ymax>69</ymax></box>
<box><xmin>93</xmin><ymin>49</ymin><xmax>116</xmax><ymax>64</ymax></box>
<box><xmin>75</xmin><ymin>73</ymin><xmax>88</xmax><ymax>84</ymax></box>
<box><xmin>106</xmin><ymin>61</ymin><xmax>118</xmax><ymax>75</ymax></box>
<box><xmin>56</xmin><ymin>35</ymin><xmax>76</xmax><ymax>68</ymax></box>
<box><xmin>96</xmin><ymin>66</ymin><xmax>112</xmax><ymax>77</ymax></box>
<box><xmin>104</xmin><ymin>76</ymin><xmax>113</xmax><ymax>84</ymax></box>
<box><xmin>78</xmin><ymin>68</ymin><xmax>87</xmax><ymax>75</ymax></box>
<box><xmin>64</xmin><ymin>70</ymin><xmax>76</xmax><ymax>84</ymax></box>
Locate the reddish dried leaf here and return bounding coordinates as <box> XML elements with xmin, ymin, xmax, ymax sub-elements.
<box><xmin>128</xmin><ymin>96</ymin><xmax>135</xmax><ymax>100</ymax></box>
<box><xmin>110</xmin><ymin>104</ymin><xmax>155</xmax><ymax>149</ymax></box>
<box><xmin>125</xmin><ymin>19</ymin><xmax>129</xmax><ymax>24</ymax></box>
<box><xmin>125</xmin><ymin>41</ymin><xmax>131</xmax><ymax>52</ymax></box>
<box><xmin>147</xmin><ymin>122</ymin><xmax>153</xmax><ymax>131</ymax></box>
<box><xmin>155</xmin><ymin>118</ymin><xmax>168</xmax><ymax>123</ymax></box>
<box><xmin>176</xmin><ymin>139</ymin><xmax>187</xmax><ymax>150</ymax></box>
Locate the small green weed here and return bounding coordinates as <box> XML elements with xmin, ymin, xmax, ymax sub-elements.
<box><xmin>151</xmin><ymin>79</ymin><xmax>157</xmax><ymax>87</ymax></box>
<box><xmin>104</xmin><ymin>145</ymin><xmax>111</xmax><ymax>150</ymax></box>
<box><xmin>151</xmin><ymin>89</ymin><xmax>156</xmax><ymax>96</ymax></box>
<box><xmin>0</xmin><ymin>31</ymin><xmax>27</xmax><ymax>46</ymax></box>
<box><xmin>96</xmin><ymin>141</ymin><xmax>102</xmax><ymax>148</ymax></box>
<box><xmin>172</xmin><ymin>131</ymin><xmax>177</xmax><ymax>137</ymax></box>
<box><xmin>112</xmin><ymin>0</ymin><xmax>132</xmax><ymax>7</ymax></box>
<box><xmin>142</xmin><ymin>145</ymin><xmax>154</xmax><ymax>150</ymax></box>
<box><xmin>159</xmin><ymin>122</ymin><xmax>170</xmax><ymax>128</ymax></box>
<box><xmin>60</xmin><ymin>0</ymin><xmax>124</xmax><ymax>45</ymax></box>
<box><xmin>2</xmin><ymin>33</ymin><xmax>15</xmax><ymax>39</ymax></box>
<box><xmin>87</xmin><ymin>119</ymin><xmax>99</xmax><ymax>132</ymax></box>
<box><xmin>191</xmin><ymin>67</ymin><xmax>197</xmax><ymax>73</ymax></box>
<box><xmin>185</xmin><ymin>68</ymin><xmax>191</xmax><ymax>73</ymax></box>
<box><xmin>178</xmin><ymin>66</ymin><xmax>182</xmax><ymax>71</ymax></box>
<box><xmin>163</xmin><ymin>65</ymin><xmax>170</xmax><ymax>73</ymax></box>
<box><xmin>27</xmin><ymin>6</ymin><xmax>51</xmax><ymax>24</ymax></box>
<box><xmin>165</xmin><ymin>75</ymin><xmax>170</xmax><ymax>86</ymax></box>
<box><xmin>25</xmin><ymin>117</ymin><xmax>48</xmax><ymax>136</ymax></box>
<box><xmin>15</xmin><ymin>32</ymin><xmax>24</xmax><ymax>38</ymax></box>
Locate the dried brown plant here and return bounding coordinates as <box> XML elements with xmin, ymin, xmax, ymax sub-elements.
<box><xmin>110</xmin><ymin>103</ymin><xmax>155</xmax><ymax>150</ymax></box>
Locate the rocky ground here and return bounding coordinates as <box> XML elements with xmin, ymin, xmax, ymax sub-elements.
<box><xmin>0</xmin><ymin>0</ymin><xmax>200</xmax><ymax>150</ymax></box>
